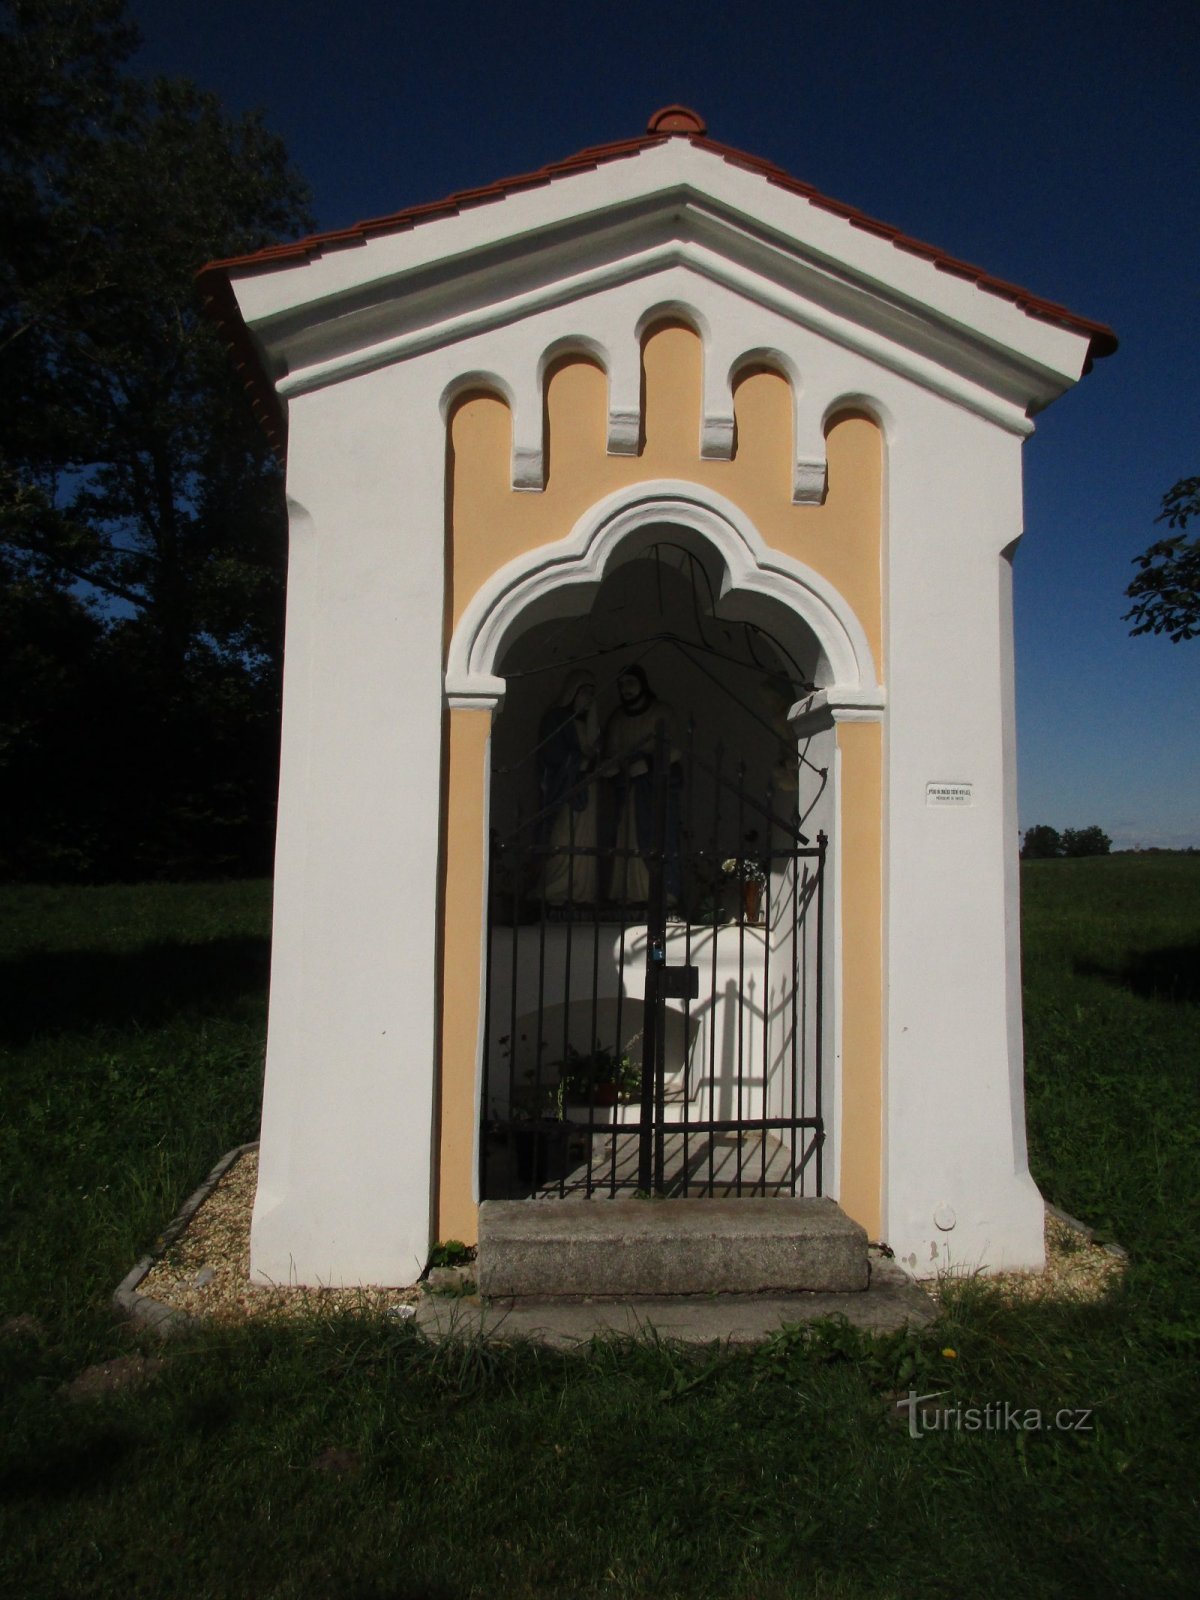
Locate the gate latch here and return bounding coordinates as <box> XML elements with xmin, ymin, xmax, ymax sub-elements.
<box><xmin>659</xmin><ymin>964</ymin><xmax>700</xmax><ymax>1000</ymax></box>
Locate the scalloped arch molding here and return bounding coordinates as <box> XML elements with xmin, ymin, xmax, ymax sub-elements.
<box><xmin>444</xmin><ymin>480</ymin><xmax>884</xmax><ymax>711</ymax></box>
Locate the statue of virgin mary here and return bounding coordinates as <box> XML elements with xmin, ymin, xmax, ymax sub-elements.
<box><xmin>601</xmin><ymin>663</ymin><xmax>682</xmax><ymax>906</ymax></box>
<box><xmin>537</xmin><ymin>670</ymin><xmax>601</xmax><ymax>905</ymax></box>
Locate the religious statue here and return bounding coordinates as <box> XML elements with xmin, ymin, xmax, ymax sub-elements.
<box><xmin>537</xmin><ymin>670</ymin><xmax>601</xmax><ymax>905</ymax></box>
<box><xmin>600</xmin><ymin>663</ymin><xmax>683</xmax><ymax>906</ymax></box>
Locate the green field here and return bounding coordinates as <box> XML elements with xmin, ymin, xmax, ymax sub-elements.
<box><xmin>1</xmin><ymin>860</ymin><xmax>1198</xmax><ymax>1598</ymax></box>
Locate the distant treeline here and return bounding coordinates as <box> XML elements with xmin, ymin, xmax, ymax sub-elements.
<box><xmin>1021</xmin><ymin>826</ymin><xmax>1112</xmax><ymax>860</ymax></box>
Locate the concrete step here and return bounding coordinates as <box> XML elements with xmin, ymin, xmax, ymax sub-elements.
<box><xmin>477</xmin><ymin>1197</ymin><xmax>869</xmax><ymax>1298</ymax></box>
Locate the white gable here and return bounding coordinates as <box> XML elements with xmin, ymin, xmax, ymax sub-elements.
<box><xmin>226</xmin><ymin>137</ymin><xmax>1098</xmax><ymax>422</ymax></box>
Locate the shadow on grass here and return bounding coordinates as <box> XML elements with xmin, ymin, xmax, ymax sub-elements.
<box><xmin>0</xmin><ymin>938</ymin><xmax>270</xmax><ymax>1045</ymax></box>
<box><xmin>0</xmin><ymin>1426</ymin><xmax>138</xmax><ymax>1501</ymax></box>
<box><xmin>1076</xmin><ymin>941</ymin><xmax>1200</xmax><ymax>1006</ymax></box>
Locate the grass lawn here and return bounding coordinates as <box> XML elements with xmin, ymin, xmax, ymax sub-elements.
<box><xmin>1</xmin><ymin>861</ymin><xmax>1198</xmax><ymax>1598</ymax></box>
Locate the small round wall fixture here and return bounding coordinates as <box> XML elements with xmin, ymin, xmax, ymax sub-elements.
<box><xmin>934</xmin><ymin>1204</ymin><xmax>957</xmax><ymax>1232</ymax></box>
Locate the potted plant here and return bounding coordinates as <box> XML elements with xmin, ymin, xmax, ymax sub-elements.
<box><xmin>555</xmin><ymin>1040</ymin><xmax>641</xmax><ymax>1108</ymax></box>
<box><xmin>721</xmin><ymin>855</ymin><xmax>767</xmax><ymax>923</ymax></box>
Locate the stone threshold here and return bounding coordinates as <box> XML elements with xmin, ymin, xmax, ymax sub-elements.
<box><xmin>416</xmin><ymin>1252</ymin><xmax>935</xmax><ymax>1346</ymax></box>
<box><xmin>478</xmin><ymin>1195</ymin><xmax>871</xmax><ymax>1297</ymax></box>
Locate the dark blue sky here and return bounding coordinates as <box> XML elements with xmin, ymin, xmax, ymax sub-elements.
<box><xmin>133</xmin><ymin>0</ymin><xmax>1199</xmax><ymax>847</ymax></box>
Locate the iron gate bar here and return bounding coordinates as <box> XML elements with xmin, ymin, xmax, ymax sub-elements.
<box><xmin>609</xmin><ymin>835</ymin><xmax>628</xmax><ymax>1197</ymax></box>
<box><xmin>654</xmin><ymin>729</ymin><xmax>669</xmax><ymax>1194</ymax></box>
<box><xmin>815</xmin><ymin>830</ymin><xmax>827</xmax><ymax>1194</ymax></box>
<box><xmin>637</xmin><ymin>723</ymin><xmax>666</xmax><ymax>1193</ymax></box>
<box><xmin>681</xmin><ymin>719</ymin><xmax>695</xmax><ymax>1192</ymax></box>
<box><xmin>479</xmin><ymin>818</ymin><xmax>493</xmax><ymax>1198</ymax></box>
<box><xmin>479</xmin><ymin>704</ymin><xmax>827</xmax><ymax>1201</ymax></box>
<box><xmin>790</xmin><ymin>821</ymin><xmax>800</xmax><ymax>1191</ymax></box>
<box><xmin>558</xmin><ymin>798</ymin><xmax>581</xmax><ymax>1197</ymax></box>
<box><xmin>736</xmin><ymin>757</ymin><xmax>746</xmax><ymax>1196</ymax></box>
<box><xmin>761</xmin><ymin>789</ymin><xmax>772</xmax><ymax>1197</ymax></box>
<box><xmin>586</xmin><ymin>814</ymin><xmax>602</xmax><ymax>1199</ymax></box>
<box><xmin>536</xmin><ymin>816</ymin><xmax>550</xmax><ymax>1138</ymax></box>
<box><xmin>707</xmin><ymin>740</ymin><xmax>722</xmax><ymax>1196</ymax></box>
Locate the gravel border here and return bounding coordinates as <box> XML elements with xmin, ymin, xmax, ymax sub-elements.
<box><xmin>113</xmin><ymin>1141</ymin><xmax>258</xmax><ymax>1336</ymax></box>
<box><xmin>918</xmin><ymin>1209</ymin><xmax>1128</xmax><ymax>1307</ymax></box>
<box><xmin>1044</xmin><ymin>1201</ymin><xmax>1130</xmax><ymax>1261</ymax></box>
<box><xmin>119</xmin><ymin>1144</ymin><xmax>1128</xmax><ymax>1335</ymax></box>
<box><xmin>115</xmin><ymin>1144</ymin><xmax>420</xmax><ymax>1336</ymax></box>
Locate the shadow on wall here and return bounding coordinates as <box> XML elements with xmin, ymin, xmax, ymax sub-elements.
<box><xmin>1076</xmin><ymin>943</ymin><xmax>1200</xmax><ymax>1006</ymax></box>
<box><xmin>0</xmin><ymin>937</ymin><xmax>271</xmax><ymax>1046</ymax></box>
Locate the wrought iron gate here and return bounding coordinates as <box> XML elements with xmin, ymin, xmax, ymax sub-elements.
<box><xmin>480</xmin><ymin>721</ymin><xmax>827</xmax><ymax>1201</ymax></box>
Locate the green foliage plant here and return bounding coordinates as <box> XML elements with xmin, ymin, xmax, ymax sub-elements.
<box><xmin>1125</xmin><ymin>475</ymin><xmax>1200</xmax><ymax>642</ymax></box>
<box><xmin>427</xmin><ymin>1240</ymin><xmax>474</xmax><ymax>1270</ymax></box>
<box><xmin>554</xmin><ymin>1039</ymin><xmax>641</xmax><ymax>1103</ymax></box>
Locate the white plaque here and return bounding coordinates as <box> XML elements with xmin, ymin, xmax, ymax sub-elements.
<box><xmin>926</xmin><ymin>781</ymin><xmax>973</xmax><ymax>806</ymax></box>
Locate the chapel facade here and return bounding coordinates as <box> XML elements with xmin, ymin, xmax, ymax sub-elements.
<box><xmin>201</xmin><ymin>108</ymin><xmax>1115</xmax><ymax>1286</ymax></box>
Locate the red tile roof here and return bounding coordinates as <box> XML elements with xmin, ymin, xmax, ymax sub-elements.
<box><xmin>200</xmin><ymin>107</ymin><xmax>1116</xmax><ymax>458</ymax></box>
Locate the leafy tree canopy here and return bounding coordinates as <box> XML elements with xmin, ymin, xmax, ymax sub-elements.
<box><xmin>1021</xmin><ymin>825</ymin><xmax>1062</xmax><ymax>860</ymax></box>
<box><xmin>1061</xmin><ymin>825</ymin><xmax>1111</xmax><ymax>859</ymax></box>
<box><xmin>2</xmin><ymin>0</ymin><xmax>313</xmax><ymax>672</ymax></box>
<box><xmin>0</xmin><ymin>0</ymin><xmax>314</xmax><ymax>878</ymax></box>
<box><xmin>1125</xmin><ymin>477</ymin><xmax>1200</xmax><ymax>643</ymax></box>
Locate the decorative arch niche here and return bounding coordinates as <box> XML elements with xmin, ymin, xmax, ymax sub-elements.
<box><xmin>437</xmin><ymin>479</ymin><xmax>885</xmax><ymax>1238</ymax></box>
<box><xmin>444</xmin><ymin>481</ymin><xmax>883</xmax><ymax>712</ymax></box>
<box><xmin>488</xmin><ymin>522</ymin><xmax>824</xmax><ymax>865</ymax></box>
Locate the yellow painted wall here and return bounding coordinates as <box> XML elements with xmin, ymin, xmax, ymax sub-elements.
<box><xmin>834</xmin><ymin>719</ymin><xmax>883</xmax><ymax>1239</ymax></box>
<box><xmin>436</xmin><ymin>323</ymin><xmax>884</xmax><ymax>1244</ymax></box>
<box><xmin>435</xmin><ymin>707</ymin><xmax>491</xmax><ymax>1244</ymax></box>
<box><xmin>447</xmin><ymin>326</ymin><xmax>883</xmax><ymax>674</ymax></box>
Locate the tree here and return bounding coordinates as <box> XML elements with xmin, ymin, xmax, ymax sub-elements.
<box><xmin>0</xmin><ymin>545</ymin><xmax>109</xmax><ymax>876</ymax></box>
<box><xmin>1061</xmin><ymin>825</ymin><xmax>1111</xmax><ymax>858</ymax></box>
<box><xmin>1021</xmin><ymin>825</ymin><xmax>1062</xmax><ymax>860</ymax></box>
<box><xmin>1</xmin><ymin>0</ymin><xmax>314</xmax><ymax>877</ymax></box>
<box><xmin>1125</xmin><ymin>476</ymin><xmax>1200</xmax><ymax>643</ymax></box>
<box><xmin>2</xmin><ymin>0</ymin><xmax>312</xmax><ymax>672</ymax></box>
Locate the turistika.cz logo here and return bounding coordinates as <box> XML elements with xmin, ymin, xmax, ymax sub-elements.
<box><xmin>897</xmin><ymin>1391</ymin><xmax>1095</xmax><ymax>1439</ymax></box>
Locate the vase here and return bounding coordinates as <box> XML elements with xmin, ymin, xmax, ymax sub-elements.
<box><xmin>743</xmin><ymin>881</ymin><xmax>762</xmax><ymax>923</ymax></box>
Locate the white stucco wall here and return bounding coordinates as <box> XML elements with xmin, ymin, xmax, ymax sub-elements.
<box><xmin>250</xmin><ymin>365</ymin><xmax>448</xmax><ymax>1286</ymax></box>
<box><xmin>881</xmin><ymin>397</ymin><xmax>1044</xmax><ymax>1272</ymax></box>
